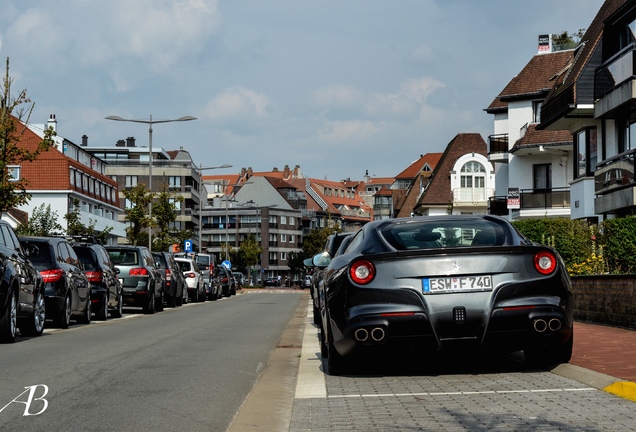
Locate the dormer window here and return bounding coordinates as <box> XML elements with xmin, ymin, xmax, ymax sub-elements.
<box><xmin>7</xmin><ymin>165</ymin><xmax>20</xmax><ymax>182</ymax></box>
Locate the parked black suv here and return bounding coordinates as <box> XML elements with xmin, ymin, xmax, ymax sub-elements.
<box><xmin>72</xmin><ymin>239</ymin><xmax>124</xmax><ymax>320</ymax></box>
<box><xmin>214</xmin><ymin>265</ymin><xmax>235</xmax><ymax>297</ymax></box>
<box><xmin>19</xmin><ymin>236</ymin><xmax>92</xmax><ymax>328</ymax></box>
<box><xmin>106</xmin><ymin>245</ymin><xmax>164</xmax><ymax>314</ymax></box>
<box><xmin>0</xmin><ymin>221</ymin><xmax>46</xmax><ymax>342</ymax></box>
<box><xmin>152</xmin><ymin>252</ymin><xmax>186</xmax><ymax>307</ymax></box>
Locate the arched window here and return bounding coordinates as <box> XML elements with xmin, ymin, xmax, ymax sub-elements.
<box><xmin>460</xmin><ymin>161</ymin><xmax>486</xmax><ymax>189</ymax></box>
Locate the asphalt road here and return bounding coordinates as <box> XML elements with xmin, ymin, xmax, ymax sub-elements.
<box><xmin>0</xmin><ymin>291</ymin><xmax>304</xmax><ymax>432</ymax></box>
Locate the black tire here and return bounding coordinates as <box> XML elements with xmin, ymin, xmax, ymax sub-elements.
<box><xmin>95</xmin><ymin>293</ymin><xmax>108</xmax><ymax>321</ymax></box>
<box><xmin>319</xmin><ymin>326</ymin><xmax>328</xmax><ymax>358</ymax></box>
<box><xmin>190</xmin><ymin>289</ymin><xmax>198</xmax><ymax>303</ymax></box>
<box><xmin>176</xmin><ymin>291</ymin><xmax>183</xmax><ymax>306</ymax></box>
<box><xmin>155</xmin><ymin>290</ymin><xmax>164</xmax><ymax>312</ymax></box>
<box><xmin>326</xmin><ymin>320</ymin><xmax>349</xmax><ymax>376</ymax></box>
<box><xmin>19</xmin><ymin>292</ymin><xmax>46</xmax><ymax>337</ymax></box>
<box><xmin>111</xmin><ymin>292</ymin><xmax>123</xmax><ymax>318</ymax></box>
<box><xmin>143</xmin><ymin>290</ymin><xmax>156</xmax><ymax>314</ymax></box>
<box><xmin>167</xmin><ymin>293</ymin><xmax>177</xmax><ymax>308</ymax></box>
<box><xmin>524</xmin><ymin>336</ymin><xmax>573</xmax><ymax>367</ymax></box>
<box><xmin>78</xmin><ymin>295</ymin><xmax>92</xmax><ymax>324</ymax></box>
<box><xmin>313</xmin><ymin>305</ymin><xmax>321</xmax><ymax>325</ymax></box>
<box><xmin>55</xmin><ymin>295</ymin><xmax>72</xmax><ymax>329</ymax></box>
<box><xmin>0</xmin><ymin>291</ymin><xmax>18</xmax><ymax>343</ymax></box>
<box><xmin>199</xmin><ymin>285</ymin><xmax>206</xmax><ymax>302</ymax></box>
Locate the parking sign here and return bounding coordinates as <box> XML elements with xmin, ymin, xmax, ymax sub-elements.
<box><xmin>184</xmin><ymin>239</ymin><xmax>193</xmax><ymax>252</ymax></box>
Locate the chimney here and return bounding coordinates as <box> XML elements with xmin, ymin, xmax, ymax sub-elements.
<box><xmin>248</xmin><ymin>167</ymin><xmax>253</xmax><ymax>177</ymax></box>
<box><xmin>273</xmin><ymin>167</ymin><xmax>279</xmax><ymax>172</ymax></box>
<box><xmin>81</xmin><ymin>135</ymin><xmax>88</xmax><ymax>147</ymax></box>
<box><xmin>241</xmin><ymin>167</ymin><xmax>246</xmax><ymax>177</ymax></box>
<box><xmin>126</xmin><ymin>137</ymin><xmax>136</xmax><ymax>147</ymax></box>
<box><xmin>47</xmin><ymin>114</ymin><xmax>57</xmax><ymax>133</ymax></box>
<box><xmin>284</xmin><ymin>164</ymin><xmax>290</xmax><ymax>178</ymax></box>
<box><xmin>116</xmin><ymin>139</ymin><xmax>125</xmax><ymax>147</ymax></box>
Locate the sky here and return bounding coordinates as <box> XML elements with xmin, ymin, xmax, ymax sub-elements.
<box><xmin>0</xmin><ymin>0</ymin><xmax>605</xmax><ymax>182</ymax></box>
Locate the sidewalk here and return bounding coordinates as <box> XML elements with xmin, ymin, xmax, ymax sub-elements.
<box><xmin>568</xmin><ymin>320</ymin><xmax>636</xmax><ymax>401</ymax></box>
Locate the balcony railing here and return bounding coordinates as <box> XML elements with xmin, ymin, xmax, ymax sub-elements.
<box><xmin>452</xmin><ymin>188</ymin><xmax>492</xmax><ymax>203</ymax></box>
<box><xmin>488</xmin><ymin>134</ymin><xmax>509</xmax><ymax>154</ymax></box>
<box><xmin>595</xmin><ymin>150</ymin><xmax>635</xmax><ymax>194</ymax></box>
<box><xmin>595</xmin><ymin>44</ymin><xmax>636</xmax><ymax>100</ymax></box>
<box><xmin>520</xmin><ymin>187</ymin><xmax>570</xmax><ymax>209</ymax></box>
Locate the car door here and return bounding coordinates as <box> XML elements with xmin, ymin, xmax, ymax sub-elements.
<box><xmin>1</xmin><ymin>224</ymin><xmax>36</xmax><ymax>313</ymax></box>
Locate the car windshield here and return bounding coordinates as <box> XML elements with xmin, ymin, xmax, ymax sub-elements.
<box><xmin>109</xmin><ymin>250</ymin><xmax>139</xmax><ymax>265</ymax></box>
<box><xmin>380</xmin><ymin>218</ymin><xmax>508</xmax><ymax>250</ymax></box>
<box><xmin>74</xmin><ymin>247</ymin><xmax>98</xmax><ymax>268</ymax></box>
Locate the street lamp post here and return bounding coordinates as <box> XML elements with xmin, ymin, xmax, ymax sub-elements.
<box><xmin>105</xmin><ymin>115</ymin><xmax>196</xmax><ymax>251</ymax></box>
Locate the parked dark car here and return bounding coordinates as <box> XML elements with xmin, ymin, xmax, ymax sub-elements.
<box><xmin>20</xmin><ymin>236</ymin><xmax>92</xmax><ymax>328</ymax></box>
<box><xmin>307</xmin><ymin>232</ymin><xmax>354</xmax><ymax>325</ymax></box>
<box><xmin>263</xmin><ymin>277</ymin><xmax>281</xmax><ymax>287</ymax></box>
<box><xmin>72</xmin><ymin>239</ymin><xmax>123</xmax><ymax>320</ymax></box>
<box><xmin>0</xmin><ymin>221</ymin><xmax>45</xmax><ymax>342</ymax></box>
<box><xmin>106</xmin><ymin>245</ymin><xmax>164</xmax><ymax>314</ymax></box>
<box><xmin>214</xmin><ymin>265</ymin><xmax>234</xmax><ymax>297</ymax></box>
<box><xmin>317</xmin><ymin>215</ymin><xmax>574</xmax><ymax>375</ymax></box>
<box><xmin>153</xmin><ymin>252</ymin><xmax>186</xmax><ymax>307</ymax></box>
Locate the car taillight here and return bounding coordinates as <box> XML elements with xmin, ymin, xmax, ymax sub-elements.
<box><xmin>185</xmin><ymin>272</ymin><xmax>196</xmax><ymax>279</ymax></box>
<box><xmin>85</xmin><ymin>271</ymin><xmax>103</xmax><ymax>283</ymax></box>
<box><xmin>129</xmin><ymin>267</ymin><xmax>149</xmax><ymax>276</ymax></box>
<box><xmin>349</xmin><ymin>260</ymin><xmax>375</xmax><ymax>285</ymax></box>
<box><xmin>534</xmin><ymin>251</ymin><xmax>557</xmax><ymax>275</ymax></box>
<box><xmin>165</xmin><ymin>269</ymin><xmax>172</xmax><ymax>281</ymax></box>
<box><xmin>40</xmin><ymin>269</ymin><xmax>64</xmax><ymax>283</ymax></box>
<box><xmin>222</xmin><ymin>277</ymin><xmax>228</xmax><ymax>283</ymax></box>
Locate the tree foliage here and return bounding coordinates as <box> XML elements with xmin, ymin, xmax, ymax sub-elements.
<box><xmin>123</xmin><ymin>183</ymin><xmax>153</xmax><ymax>246</ymax></box>
<box><xmin>235</xmin><ymin>233</ymin><xmax>262</xmax><ymax>275</ymax></box>
<box><xmin>15</xmin><ymin>203</ymin><xmax>64</xmax><ymax>236</ymax></box>
<box><xmin>152</xmin><ymin>185</ymin><xmax>183</xmax><ymax>252</ymax></box>
<box><xmin>0</xmin><ymin>57</ymin><xmax>55</xmax><ymax>213</ymax></box>
<box><xmin>64</xmin><ymin>199</ymin><xmax>113</xmax><ymax>244</ymax></box>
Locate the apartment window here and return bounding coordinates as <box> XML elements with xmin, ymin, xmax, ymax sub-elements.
<box><xmin>280</xmin><ymin>216</ymin><xmax>287</xmax><ymax>225</ymax></box>
<box><xmin>460</xmin><ymin>161</ymin><xmax>485</xmax><ymax>188</ymax></box>
<box><xmin>575</xmin><ymin>127</ymin><xmax>598</xmax><ymax>179</ymax></box>
<box><xmin>289</xmin><ymin>216</ymin><xmax>295</xmax><ymax>225</ymax></box>
<box><xmin>169</xmin><ymin>176</ymin><xmax>181</xmax><ymax>189</ymax></box>
<box><xmin>280</xmin><ymin>252</ymin><xmax>287</xmax><ymax>261</ymax></box>
<box><xmin>281</xmin><ymin>234</ymin><xmax>287</xmax><ymax>242</ymax></box>
<box><xmin>69</xmin><ymin>169</ymin><xmax>75</xmax><ymax>186</ymax></box>
<box><xmin>289</xmin><ymin>234</ymin><xmax>295</xmax><ymax>243</ymax></box>
<box><xmin>125</xmin><ymin>199</ymin><xmax>133</xmax><ymax>209</ymax></box>
<box><xmin>533</xmin><ymin>101</ymin><xmax>542</xmax><ymax>123</ymax></box>
<box><xmin>533</xmin><ymin>164</ymin><xmax>552</xmax><ymax>190</ymax></box>
<box><xmin>125</xmin><ymin>175</ymin><xmax>138</xmax><ymax>188</ymax></box>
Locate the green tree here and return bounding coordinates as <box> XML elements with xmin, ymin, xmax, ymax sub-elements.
<box><xmin>64</xmin><ymin>199</ymin><xmax>113</xmax><ymax>244</ymax></box>
<box><xmin>16</xmin><ymin>203</ymin><xmax>64</xmax><ymax>236</ymax></box>
<box><xmin>0</xmin><ymin>57</ymin><xmax>55</xmax><ymax>213</ymax></box>
<box><xmin>152</xmin><ymin>185</ymin><xmax>183</xmax><ymax>252</ymax></box>
<box><xmin>123</xmin><ymin>183</ymin><xmax>153</xmax><ymax>246</ymax></box>
<box><xmin>235</xmin><ymin>233</ymin><xmax>262</xmax><ymax>277</ymax></box>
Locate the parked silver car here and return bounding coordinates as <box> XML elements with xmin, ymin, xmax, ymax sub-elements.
<box><xmin>175</xmin><ymin>257</ymin><xmax>206</xmax><ymax>303</ymax></box>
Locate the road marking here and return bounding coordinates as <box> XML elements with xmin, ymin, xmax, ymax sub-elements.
<box><xmin>328</xmin><ymin>388</ymin><xmax>596</xmax><ymax>399</ymax></box>
<box><xmin>294</xmin><ymin>306</ymin><xmax>327</xmax><ymax>399</ymax></box>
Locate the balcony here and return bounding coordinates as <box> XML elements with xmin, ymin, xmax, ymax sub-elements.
<box><xmin>595</xmin><ymin>151</ymin><xmax>635</xmax><ymax>195</ymax></box>
<box><xmin>452</xmin><ymin>187</ymin><xmax>493</xmax><ymax>204</ymax></box>
<box><xmin>520</xmin><ymin>187</ymin><xmax>570</xmax><ymax>209</ymax></box>
<box><xmin>488</xmin><ymin>134</ymin><xmax>509</xmax><ymax>163</ymax></box>
<box><xmin>595</xmin><ymin>45</ymin><xmax>636</xmax><ymax>116</ymax></box>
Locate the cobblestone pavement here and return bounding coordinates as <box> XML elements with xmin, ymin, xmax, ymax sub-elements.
<box><xmin>289</xmin><ymin>308</ymin><xmax>636</xmax><ymax>432</ymax></box>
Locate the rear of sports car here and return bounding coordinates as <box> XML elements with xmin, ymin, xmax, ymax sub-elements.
<box><xmin>325</xmin><ymin>216</ymin><xmax>574</xmax><ymax>369</ymax></box>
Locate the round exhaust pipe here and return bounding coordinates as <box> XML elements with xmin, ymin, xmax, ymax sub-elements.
<box><xmin>548</xmin><ymin>318</ymin><xmax>562</xmax><ymax>332</ymax></box>
<box><xmin>354</xmin><ymin>328</ymin><xmax>369</xmax><ymax>342</ymax></box>
<box><xmin>371</xmin><ymin>327</ymin><xmax>385</xmax><ymax>342</ymax></box>
<box><xmin>533</xmin><ymin>319</ymin><xmax>547</xmax><ymax>333</ymax></box>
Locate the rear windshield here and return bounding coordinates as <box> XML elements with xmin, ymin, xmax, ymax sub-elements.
<box><xmin>24</xmin><ymin>240</ymin><xmax>53</xmax><ymax>266</ymax></box>
<box><xmin>196</xmin><ymin>256</ymin><xmax>210</xmax><ymax>270</ymax></box>
<box><xmin>380</xmin><ymin>219</ymin><xmax>509</xmax><ymax>251</ymax></box>
<box><xmin>108</xmin><ymin>249</ymin><xmax>139</xmax><ymax>265</ymax></box>
<box><xmin>75</xmin><ymin>247</ymin><xmax>98</xmax><ymax>269</ymax></box>
<box><xmin>177</xmin><ymin>260</ymin><xmax>192</xmax><ymax>272</ymax></box>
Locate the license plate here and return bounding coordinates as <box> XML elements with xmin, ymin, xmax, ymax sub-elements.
<box><xmin>422</xmin><ymin>275</ymin><xmax>493</xmax><ymax>293</ymax></box>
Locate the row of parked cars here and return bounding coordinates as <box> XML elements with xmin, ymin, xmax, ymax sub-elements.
<box><xmin>0</xmin><ymin>220</ymin><xmax>240</xmax><ymax>343</ymax></box>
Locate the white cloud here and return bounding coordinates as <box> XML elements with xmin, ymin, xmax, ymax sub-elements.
<box><xmin>318</xmin><ymin>120</ymin><xmax>380</xmax><ymax>143</ymax></box>
<box><xmin>204</xmin><ymin>86</ymin><xmax>273</xmax><ymax>123</ymax></box>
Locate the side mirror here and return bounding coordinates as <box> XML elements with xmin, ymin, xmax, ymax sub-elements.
<box><xmin>114</xmin><ymin>267</ymin><xmax>121</xmax><ymax>274</ymax></box>
<box><xmin>303</xmin><ymin>257</ymin><xmax>313</xmax><ymax>267</ymax></box>
<box><xmin>312</xmin><ymin>251</ymin><xmax>331</xmax><ymax>268</ymax></box>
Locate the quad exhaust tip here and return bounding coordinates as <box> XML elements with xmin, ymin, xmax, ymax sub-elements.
<box><xmin>354</xmin><ymin>328</ymin><xmax>369</xmax><ymax>342</ymax></box>
<box><xmin>532</xmin><ymin>318</ymin><xmax>562</xmax><ymax>333</ymax></box>
<box><xmin>533</xmin><ymin>319</ymin><xmax>548</xmax><ymax>333</ymax></box>
<box><xmin>371</xmin><ymin>327</ymin><xmax>385</xmax><ymax>342</ymax></box>
<box><xmin>354</xmin><ymin>327</ymin><xmax>386</xmax><ymax>343</ymax></box>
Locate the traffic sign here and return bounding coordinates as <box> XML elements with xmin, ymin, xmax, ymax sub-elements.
<box><xmin>184</xmin><ymin>239</ymin><xmax>193</xmax><ymax>252</ymax></box>
<box><xmin>222</xmin><ymin>260</ymin><xmax>231</xmax><ymax>269</ymax></box>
